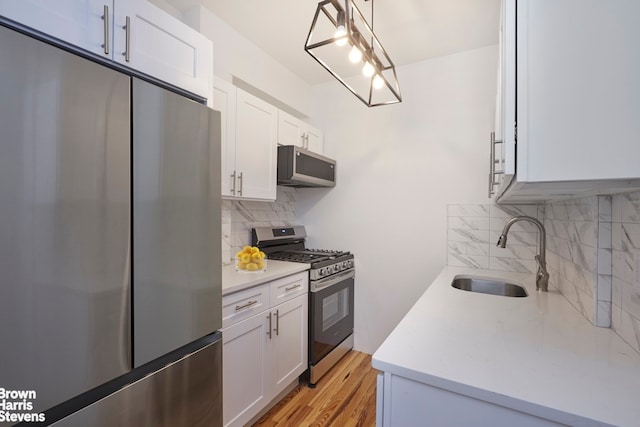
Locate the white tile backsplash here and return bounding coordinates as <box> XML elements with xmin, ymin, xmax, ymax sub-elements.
<box><xmin>446</xmin><ymin>193</ymin><xmax>640</xmax><ymax>341</ymax></box>
<box><xmin>611</xmin><ymin>191</ymin><xmax>640</xmax><ymax>353</ymax></box>
<box><xmin>221</xmin><ymin>186</ymin><xmax>298</xmax><ymax>264</ymax></box>
<box><xmin>447</xmin><ymin>203</ymin><xmax>542</xmax><ymax>275</ymax></box>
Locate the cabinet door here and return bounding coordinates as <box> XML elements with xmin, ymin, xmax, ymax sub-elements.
<box><xmin>222</xmin><ymin>312</ymin><xmax>270</xmax><ymax>427</ymax></box>
<box><xmin>213</xmin><ymin>78</ymin><xmax>237</xmax><ymax>197</ymax></box>
<box><xmin>0</xmin><ymin>0</ymin><xmax>111</xmax><ymax>58</ymax></box>
<box><xmin>305</xmin><ymin>125</ymin><xmax>324</xmax><ymax>154</ymax></box>
<box><xmin>112</xmin><ymin>0</ymin><xmax>212</xmax><ymax>98</ymax></box>
<box><xmin>235</xmin><ymin>89</ymin><xmax>278</xmax><ymax>200</ymax></box>
<box><xmin>277</xmin><ymin>110</ymin><xmax>305</xmax><ymax>147</ymax></box>
<box><xmin>271</xmin><ymin>294</ymin><xmax>308</xmax><ymax>397</ymax></box>
<box><xmin>517</xmin><ymin>0</ymin><xmax>640</xmax><ymax>182</ymax></box>
<box><xmin>500</xmin><ymin>0</ymin><xmax>516</xmax><ymax>177</ymax></box>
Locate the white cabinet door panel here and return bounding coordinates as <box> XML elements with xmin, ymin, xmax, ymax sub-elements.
<box><xmin>235</xmin><ymin>89</ymin><xmax>278</xmax><ymax>200</ymax></box>
<box><xmin>222</xmin><ymin>312</ymin><xmax>270</xmax><ymax>427</ymax></box>
<box><xmin>113</xmin><ymin>0</ymin><xmax>212</xmax><ymax>98</ymax></box>
<box><xmin>213</xmin><ymin>78</ymin><xmax>237</xmax><ymax>198</ymax></box>
<box><xmin>271</xmin><ymin>295</ymin><xmax>308</xmax><ymax>396</ymax></box>
<box><xmin>0</xmin><ymin>0</ymin><xmax>111</xmax><ymax>57</ymax></box>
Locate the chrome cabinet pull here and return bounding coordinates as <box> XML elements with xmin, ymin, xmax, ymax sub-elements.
<box><xmin>285</xmin><ymin>283</ymin><xmax>301</xmax><ymax>292</ymax></box>
<box><xmin>238</xmin><ymin>172</ymin><xmax>243</xmax><ymax>196</ymax></box>
<box><xmin>274</xmin><ymin>309</ymin><xmax>279</xmax><ymax>336</ymax></box>
<box><xmin>267</xmin><ymin>312</ymin><xmax>272</xmax><ymax>339</ymax></box>
<box><xmin>232</xmin><ymin>171</ymin><xmax>236</xmax><ymax>194</ymax></box>
<box><xmin>123</xmin><ymin>16</ymin><xmax>131</xmax><ymax>62</ymax></box>
<box><xmin>101</xmin><ymin>5</ymin><xmax>110</xmax><ymax>55</ymax></box>
<box><xmin>234</xmin><ymin>300</ymin><xmax>257</xmax><ymax>311</ymax></box>
<box><xmin>488</xmin><ymin>131</ymin><xmax>504</xmax><ymax>197</ymax></box>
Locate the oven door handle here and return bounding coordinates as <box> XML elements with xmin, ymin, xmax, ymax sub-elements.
<box><xmin>311</xmin><ymin>269</ymin><xmax>355</xmax><ymax>292</ymax></box>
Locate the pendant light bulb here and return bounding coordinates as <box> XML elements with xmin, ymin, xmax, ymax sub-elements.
<box><xmin>334</xmin><ymin>26</ymin><xmax>348</xmax><ymax>47</ymax></box>
<box><xmin>348</xmin><ymin>45</ymin><xmax>362</xmax><ymax>63</ymax></box>
<box><xmin>372</xmin><ymin>74</ymin><xmax>384</xmax><ymax>90</ymax></box>
<box><xmin>334</xmin><ymin>10</ymin><xmax>348</xmax><ymax>47</ymax></box>
<box><xmin>362</xmin><ymin>61</ymin><xmax>375</xmax><ymax>77</ymax></box>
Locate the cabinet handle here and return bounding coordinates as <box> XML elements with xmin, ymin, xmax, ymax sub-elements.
<box><xmin>238</xmin><ymin>172</ymin><xmax>243</xmax><ymax>196</ymax></box>
<box><xmin>101</xmin><ymin>5</ymin><xmax>110</xmax><ymax>55</ymax></box>
<box><xmin>123</xmin><ymin>16</ymin><xmax>131</xmax><ymax>62</ymax></box>
<box><xmin>274</xmin><ymin>309</ymin><xmax>279</xmax><ymax>336</ymax></box>
<box><xmin>235</xmin><ymin>300</ymin><xmax>257</xmax><ymax>311</ymax></box>
<box><xmin>285</xmin><ymin>284</ymin><xmax>301</xmax><ymax>292</ymax></box>
<box><xmin>267</xmin><ymin>312</ymin><xmax>272</xmax><ymax>340</ymax></box>
<box><xmin>488</xmin><ymin>131</ymin><xmax>504</xmax><ymax>197</ymax></box>
<box><xmin>230</xmin><ymin>171</ymin><xmax>236</xmax><ymax>195</ymax></box>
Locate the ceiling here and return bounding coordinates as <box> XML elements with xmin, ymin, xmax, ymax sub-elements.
<box><xmin>162</xmin><ymin>0</ymin><xmax>501</xmax><ymax>85</ymax></box>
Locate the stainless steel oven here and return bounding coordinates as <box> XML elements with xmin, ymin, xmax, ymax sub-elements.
<box><xmin>253</xmin><ymin>226</ymin><xmax>355</xmax><ymax>386</ymax></box>
<box><xmin>309</xmin><ymin>270</ymin><xmax>354</xmax><ymax>384</ymax></box>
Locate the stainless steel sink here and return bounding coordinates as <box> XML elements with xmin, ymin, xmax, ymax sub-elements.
<box><xmin>451</xmin><ymin>276</ymin><xmax>528</xmax><ymax>297</ymax></box>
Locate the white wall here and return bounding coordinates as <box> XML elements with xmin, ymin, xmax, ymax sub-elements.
<box><xmin>182</xmin><ymin>6</ymin><xmax>313</xmax><ymax>117</ymax></box>
<box><xmin>297</xmin><ymin>45</ymin><xmax>499</xmax><ymax>354</ymax></box>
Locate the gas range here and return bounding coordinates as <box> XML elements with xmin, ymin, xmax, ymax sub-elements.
<box><xmin>267</xmin><ymin>249</ymin><xmax>354</xmax><ymax>280</ymax></box>
<box><xmin>252</xmin><ymin>226</ymin><xmax>355</xmax><ymax>283</ymax></box>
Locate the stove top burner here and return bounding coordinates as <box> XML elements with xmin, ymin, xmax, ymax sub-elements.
<box><xmin>267</xmin><ymin>249</ymin><xmax>349</xmax><ymax>264</ymax></box>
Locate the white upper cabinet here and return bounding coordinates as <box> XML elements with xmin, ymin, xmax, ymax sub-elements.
<box><xmin>0</xmin><ymin>0</ymin><xmax>110</xmax><ymax>55</ymax></box>
<box><xmin>277</xmin><ymin>110</ymin><xmax>324</xmax><ymax>154</ymax></box>
<box><xmin>112</xmin><ymin>0</ymin><xmax>212</xmax><ymax>98</ymax></box>
<box><xmin>494</xmin><ymin>0</ymin><xmax>640</xmax><ymax>203</ymax></box>
<box><xmin>231</xmin><ymin>88</ymin><xmax>278</xmax><ymax>201</ymax></box>
<box><xmin>213</xmin><ymin>78</ymin><xmax>237</xmax><ymax>198</ymax></box>
<box><xmin>0</xmin><ymin>0</ymin><xmax>213</xmax><ymax>99</ymax></box>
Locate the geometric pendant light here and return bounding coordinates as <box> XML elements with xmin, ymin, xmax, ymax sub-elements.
<box><xmin>305</xmin><ymin>0</ymin><xmax>402</xmax><ymax>107</ymax></box>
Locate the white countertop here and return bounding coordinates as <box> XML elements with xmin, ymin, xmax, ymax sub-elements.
<box><xmin>222</xmin><ymin>259</ymin><xmax>310</xmax><ymax>296</ymax></box>
<box><xmin>372</xmin><ymin>266</ymin><xmax>640</xmax><ymax>427</ymax></box>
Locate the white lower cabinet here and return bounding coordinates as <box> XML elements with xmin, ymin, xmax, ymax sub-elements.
<box><xmin>222</xmin><ymin>272</ymin><xmax>308</xmax><ymax>427</ymax></box>
<box><xmin>377</xmin><ymin>372</ymin><xmax>565</xmax><ymax>427</ymax></box>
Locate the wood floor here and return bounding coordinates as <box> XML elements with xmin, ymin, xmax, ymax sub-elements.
<box><xmin>252</xmin><ymin>351</ymin><xmax>378</xmax><ymax>427</ymax></box>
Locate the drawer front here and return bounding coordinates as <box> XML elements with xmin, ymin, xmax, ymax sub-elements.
<box><xmin>222</xmin><ymin>283</ymin><xmax>270</xmax><ymax>329</ymax></box>
<box><xmin>270</xmin><ymin>272</ymin><xmax>308</xmax><ymax>307</ymax></box>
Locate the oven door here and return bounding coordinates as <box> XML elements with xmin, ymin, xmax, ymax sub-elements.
<box><xmin>309</xmin><ymin>270</ymin><xmax>355</xmax><ymax>365</ymax></box>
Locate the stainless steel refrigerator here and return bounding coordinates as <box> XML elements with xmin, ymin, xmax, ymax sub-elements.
<box><xmin>0</xmin><ymin>23</ymin><xmax>222</xmax><ymax>426</ymax></box>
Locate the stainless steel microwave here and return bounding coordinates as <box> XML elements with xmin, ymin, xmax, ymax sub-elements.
<box><xmin>277</xmin><ymin>145</ymin><xmax>336</xmax><ymax>187</ymax></box>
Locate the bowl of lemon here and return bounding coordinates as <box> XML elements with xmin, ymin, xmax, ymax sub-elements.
<box><xmin>235</xmin><ymin>246</ymin><xmax>267</xmax><ymax>272</ymax></box>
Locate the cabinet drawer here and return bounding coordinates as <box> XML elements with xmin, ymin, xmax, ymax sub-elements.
<box><xmin>270</xmin><ymin>272</ymin><xmax>308</xmax><ymax>307</ymax></box>
<box><xmin>222</xmin><ymin>284</ymin><xmax>269</xmax><ymax>329</ymax></box>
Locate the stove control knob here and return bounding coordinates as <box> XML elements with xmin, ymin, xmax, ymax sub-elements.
<box><xmin>318</xmin><ymin>268</ymin><xmax>326</xmax><ymax>277</ymax></box>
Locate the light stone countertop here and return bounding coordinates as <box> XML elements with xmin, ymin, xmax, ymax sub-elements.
<box><xmin>222</xmin><ymin>259</ymin><xmax>310</xmax><ymax>296</ymax></box>
<box><xmin>372</xmin><ymin>266</ymin><xmax>640</xmax><ymax>427</ymax></box>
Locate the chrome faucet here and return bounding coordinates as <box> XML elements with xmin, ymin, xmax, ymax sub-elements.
<box><xmin>496</xmin><ymin>216</ymin><xmax>550</xmax><ymax>292</ymax></box>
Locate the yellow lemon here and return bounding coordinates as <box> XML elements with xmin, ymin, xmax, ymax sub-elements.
<box><xmin>241</xmin><ymin>253</ymin><xmax>251</xmax><ymax>263</ymax></box>
<box><xmin>235</xmin><ymin>251</ymin><xmax>244</xmax><ymax>259</ymax></box>
<box><xmin>251</xmin><ymin>247</ymin><xmax>260</xmax><ymax>254</ymax></box>
<box><xmin>256</xmin><ymin>260</ymin><xmax>265</xmax><ymax>269</ymax></box>
<box><xmin>259</xmin><ymin>251</ymin><xmax>266</xmax><ymax>259</ymax></box>
<box><xmin>242</xmin><ymin>245</ymin><xmax>253</xmax><ymax>254</ymax></box>
<box><xmin>251</xmin><ymin>252</ymin><xmax>262</xmax><ymax>261</ymax></box>
<box><xmin>236</xmin><ymin>262</ymin><xmax>246</xmax><ymax>270</ymax></box>
<box><xmin>246</xmin><ymin>262</ymin><xmax>258</xmax><ymax>271</ymax></box>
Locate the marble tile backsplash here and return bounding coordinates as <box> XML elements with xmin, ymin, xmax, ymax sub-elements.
<box><xmin>544</xmin><ymin>197</ymin><xmax>612</xmax><ymax>327</ymax></box>
<box><xmin>611</xmin><ymin>191</ymin><xmax>640</xmax><ymax>353</ymax></box>
<box><xmin>447</xmin><ymin>191</ymin><xmax>640</xmax><ymax>353</ymax></box>
<box><xmin>221</xmin><ymin>186</ymin><xmax>297</xmax><ymax>264</ymax></box>
<box><xmin>447</xmin><ymin>204</ymin><xmax>545</xmax><ymax>274</ymax></box>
